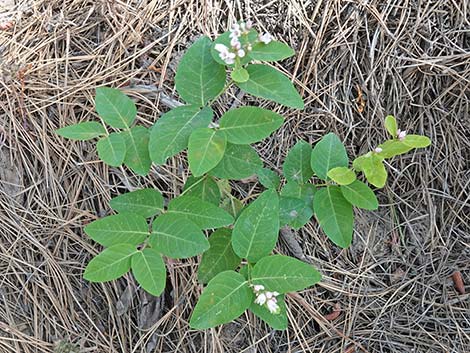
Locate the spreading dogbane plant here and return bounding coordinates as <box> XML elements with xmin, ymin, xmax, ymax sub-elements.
<box><xmin>56</xmin><ymin>20</ymin><xmax>431</xmax><ymax>330</ymax></box>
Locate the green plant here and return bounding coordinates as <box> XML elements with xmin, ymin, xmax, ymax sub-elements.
<box><xmin>56</xmin><ymin>21</ymin><xmax>430</xmax><ymax>330</ymax></box>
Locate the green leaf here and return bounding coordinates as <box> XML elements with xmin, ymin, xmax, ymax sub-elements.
<box><xmin>84</xmin><ymin>244</ymin><xmax>137</xmax><ymax>282</ymax></box>
<box><xmin>249</xmin><ymin>41</ymin><xmax>294</xmax><ymax>62</ymax></box>
<box><xmin>96</xmin><ymin>132</ymin><xmax>126</xmax><ymax>166</ymax></box>
<box><xmin>149</xmin><ymin>106</ymin><xmax>213</xmax><ymax>164</ymax></box>
<box><xmin>377</xmin><ymin>135</ymin><xmax>431</xmax><ymax>159</ymax></box>
<box><xmin>95</xmin><ymin>87</ymin><xmax>137</xmax><ymax>129</ymax></box>
<box><xmin>237</xmin><ymin>64</ymin><xmax>304</xmax><ymax>109</ymax></box>
<box><xmin>175</xmin><ymin>36</ymin><xmax>226</xmax><ymax>106</ymax></box>
<box><xmin>183</xmin><ymin>176</ymin><xmax>221</xmax><ymax>205</ymax></box>
<box><xmin>384</xmin><ymin>115</ymin><xmax>397</xmax><ymax>137</ymax></box>
<box><xmin>167</xmin><ymin>195</ymin><xmax>234</xmax><ymax>229</ymax></box>
<box><xmin>310</xmin><ymin>133</ymin><xmax>349</xmax><ymax>180</ymax></box>
<box><xmin>327</xmin><ymin>167</ymin><xmax>356</xmax><ymax>185</ymax></box>
<box><xmin>231</xmin><ymin>67</ymin><xmax>249</xmax><ymax>83</ymax></box>
<box><xmin>220</xmin><ymin>195</ymin><xmax>245</xmax><ymax>219</ymax></box>
<box><xmin>56</xmin><ymin>122</ymin><xmax>106</xmax><ymax>140</ymax></box>
<box><xmin>403</xmin><ymin>134</ymin><xmax>431</xmax><ymax>148</ymax></box>
<box><xmin>210</xmin><ymin>143</ymin><xmax>262</xmax><ymax>180</ymax></box>
<box><xmin>122</xmin><ymin>126</ymin><xmax>151</xmax><ymax>176</ymax></box>
<box><xmin>211</xmin><ymin>30</ymin><xmax>258</xmax><ymax>66</ymax></box>
<box><xmin>353</xmin><ymin>154</ymin><xmax>387</xmax><ymax>188</ymax></box>
<box><xmin>340</xmin><ymin>180</ymin><xmax>378</xmax><ymax>210</ymax></box>
<box><xmin>249</xmin><ymin>294</ymin><xmax>288</xmax><ymax>330</ymax></box>
<box><xmin>190</xmin><ymin>271</ymin><xmax>252</xmax><ymax>329</ymax></box>
<box><xmin>257</xmin><ymin>168</ymin><xmax>280</xmax><ymax>189</ymax></box>
<box><xmin>280</xmin><ymin>182</ymin><xmax>315</xmax><ymax>205</ymax></box>
<box><xmin>219</xmin><ymin>107</ymin><xmax>284</xmax><ymax>144</ymax></box>
<box><xmin>188</xmin><ymin>128</ymin><xmax>227</xmax><ymax>177</ymax></box>
<box><xmin>313</xmin><ymin>186</ymin><xmax>353</xmax><ymax>248</ymax></box>
<box><xmin>149</xmin><ymin>214</ymin><xmax>209</xmax><ymax>259</ymax></box>
<box><xmin>198</xmin><ymin>229</ymin><xmax>241</xmax><ymax>284</ymax></box>
<box><xmin>283</xmin><ymin>140</ymin><xmax>313</xmax><ymax>183</ymax></box>
<box><xmin>251</xmin><ymin>255</ymin><xmax>321</xmax><ymax>293</ymax></box>
<box><xmin>232</xmin><ymin>189</ymin><xmax>280</xmax><ymax>262</ymax></box>
<box><xmin>110</xmin><ymin>189</ymin><xmax>164</xmax><ymax>218</ymax></box>
<box><xmin>279</xmin><ymin>197</ymin><xmax>312</xmax><ymax>230</ymax></box>
<box><xmin>131</xmin><ymin>248</ymin><xmax>166</xmax><ymax>296</ymax></box>
<box><xmin>84</xmin><ymin>213</ymin><xmax>149</xmax><ymax>247</ymax></box>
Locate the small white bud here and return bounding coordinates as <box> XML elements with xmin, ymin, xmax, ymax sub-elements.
<box><xmin>259</xmin><ymin>32</ymin><xmax>272</xmax><ymax>44</ymax></box>
<box><xmin>374</xmin><ymin>147</ymin><xmax>383</xmax><ymax>153</ymax></box>
<box><xmin>253</xmin><ymin>284</ymin><xmax>264</xmax><ymax>292</ymax></box>
<box><xmin>237</xmin><ymin>49</ymin><xmax>245</xmax><ymax>58</ymax></box>
<box><xmin>255</xmin><ymin>293</ymin><xmax>267</xmax><ymax>305</ymax></box>
<box><xmin>245</xmin><ymin>20</ymin><xmax>253</xmax><ymax>30</ymax></box>
<box><xmin>246</xmin><ymin>44</ymin><xmax>252</xmax><ymax>51</ymax></box>
<box><xmin>397</xmin><ymin>129</ymin><xmax>407</xmax><ymax>141</ymax></box>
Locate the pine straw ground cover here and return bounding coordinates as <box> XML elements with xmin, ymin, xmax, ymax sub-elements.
<box><xmin>0</xmin><ymin>0</ymin><xmax>469</xmax><ymax>352</ymax></box>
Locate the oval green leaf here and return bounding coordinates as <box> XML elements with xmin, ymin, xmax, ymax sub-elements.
<box><xmin>283</xmin><ymin>140</ymin><xmax>313</xmax><ymax>183</ymax></box>
<box><xmin>249</xmin><ymin>294</ymin><xmax>288</xmax><ymax>330</ymax></box>
<box><xmin>183</xmin><ymin>176</ymin><xmax>221</xmax><ymax>205</ymax></box>
<box><xmin>198</xmin><ymin>229</ymin><xmax>241</xmax><ymax>284</ymax></box>
<box><xmin>110</xmin><ymin>189</ymin><xmax>164</xmax><ymax>218</ymax></box>
<box><xmin>219</xmin><ymin>107</ymin><xmax>284</xmax><ymax>144</ymax></box>
<box><xmin>131</xmin><ymin>248</ymin><xmax>166</xmax><ymax>296</ymax></box>
<box><xmin>251</xmin><ymin>255</ymin><xmax>322</xmax><ymax>293</ymax></box>
<box><xmin>327</xmin><ymin>167</ymin><xmax>356</xmax><ymax>185</ymax></box>
<box><xmin>232</xmin><ymin>189</ymin><xmax>280</xmax><ymax>262</ymax></box>
<box><xmin>353</xmin><ymin>154</ymin><xmax>387</xmax><ymax>188</ymax></box>
<box><xmin>249</xmin><ymin>41</ymin><xmax>294</xmax><ymax>62</ymax></box>
<box><xmin>190</xmin><ymin>271</ymin><xmax>252</xmax><ymax>329</ymax></box>
<box><xmin>236</xmin><ymin>64</ymin><xmax>304</xmax><ymax>109</ymax></box>
<box><xmin>167</xmin><ymin>195</ymin><xmax>234</xmax><ymax>229</ymax></box>
<box><xmin>310</xmin><ymin>133</ymin><xmax>349</xmax><ymax>180</ymax></box>
<box><xmin>340</xmin><ymin>180</ymin><xmax>378</xmax><ymax>210</ymax></box>
<box><xmin>84</xmin><ymin>244</ymin><xmax>137</xmax><ymax>282</ymax></box>
<box><xmin>188</xmin><ymin>128</ymin><xmax>227</xmax><ymax>177</ymax></box>
<box><xmin>95</xmin><ymin>87</ymin><xmax>137</xmax><ymax>129</ymax></box>
<box><xmin>149</xmin><ymin>214</ymin><xmax>209</xmax><ymax>259</ymax></box>
<box><xmin>149</xmin><ymin>105</ymin><xmax>213</xmax><ymax>165</ymax></box>
<box><xmin>175</xmin><ymin>36</ymin><xmax>226</xmax><ymax>106</ymax></box>
<box><xmin>384</xmin><ymin>115</ymin><xmax>397</xmax><ymax>137</ymax></box>
<box><xmin>96</xmin><ymin>132</ymin><xmax>126</xmax><ymax>167</ymax></box>
<box><xmin>84</xmin><ymin>213</ymin><xmax>149</xmax><ymax>247</ymax></box>
<box><xmin>122</xmin><ymin>126</ymin><xmax>151</xmax><ymax>176</ymax></box>
<box><xmin>313</xmin><ymin>186</ymin><xmax>353</xmax><ymax>248</ymax></box>
<box><xmin>209</xmin><ymin>143</ymin><xmax>263</xmax><ymax>180</ymax></box>
<box><xmin>257</xmin><ymin>168</ymin><xmax>281</xmax><ymax>189</ymax></box>
<box><xmin>279</xmin><ymin>196</ymin><xmax>313</xmax><ymax>230</ymax></box>
<box><xmin>231</xmin><ymin>67</ymin><xmax>249</xmax><ymax>83</ymax></box>
<box><xmin>56</xmin><ymin>121</ymin><xmax>106</xmax><ymax>141</ymax></box>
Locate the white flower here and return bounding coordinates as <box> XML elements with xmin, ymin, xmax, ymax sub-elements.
<box><xmin>246</xmin><ymin>44</ymin><xmax>252</xmax><ymax>51</ymax></box>
<box><xmin>266</xmin><ymin>298</ymin><xmax>280</xmax><ymax>314</ymax></box>
<box><xmin>253</xmin><ymin>284</ymin><xmax>264</xmax><ymax>292</ymax></box>
<box><xmin>214</xmin><ymin>43</ymin><xmax>229</xmax><ymax>54</ymax></box>
<box><xmin>245</xmin><ymin>20</ymin><xmax>253</xmax><ymax>30</ymax></box>
<box><xmin>272</xmin><ymin>291</ymin><xmax>279</xmax><ymax>296</ymax></box>
<box><xmin>259</xmin><ymin>32</ymin><xmax>272</xmax><ymax>44</ymax></box>
<box><xmin>255</xmin><ymin>293</ymin><xmax>267</xmax><ymax>305</ymax></box>
<box><xmin>397</xmin><ymin>129</ymin><xmax>407</xmax><ymax>141</ymax></box>
<box><xmin>230</xmin><ymin>36</ymin><xmax>241</xmax><ymax>49</ymax></box>
<box><xmin>374</xmin><ymin>147</ymin><xmax>383</xmax><ymax>153</ymax></box>
<box><xmin>231</xmin><ymin>23</ymin><xmax>240</xmax><ymax>31</ymax></box>
<box><xmin>237</xmin><ymin>49</ymin><xmax>245</xmax><ymax>58</ymax></box>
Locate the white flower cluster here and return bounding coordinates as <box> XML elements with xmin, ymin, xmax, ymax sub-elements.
<box><xmin>252</xmin><ymin>284</ymin><xmax>280</xmax><ymax>314</ymax></box>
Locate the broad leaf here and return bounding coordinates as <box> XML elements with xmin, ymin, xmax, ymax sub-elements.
<box><xmin>327</xmin><ymin>167</ymin><xmax>356</xmax><ymax>185</ymax></box>
<box><xmin>56</xmin><ymin>122</ymin><xmax>106</xmax><ymax>140</ymax></box>
<box><xmin>219</xmin><ymin>107</ymin><xmax>284</xmax><ymax>144</ymax></box>
<box><xmin>231</xmin><ymin>67</ymin><xmax>249</xmax><ymax>83</ymax></box>
<box><xmin>279</xmin><ymin>196</ymin><xmax>312</xmax><ymax>229</ymax></box>
<box><xmin>188</xmin><ymin>128</ymin><xmax>226</xmax><ymax>177</ymax></box>
<box><xmin>175</xmin><ymin>36</ymin><xmax>226</xmax><ymax>106</ymax></box>
<box><xmin>149</xmin><ymin>106</ymin><xmax>213</xmax><ymax>164</ymax></box>
<box><xmin>310</xmin><ymin>133</ymin><xmax>348</xmax><ymax>180</ymax></box>
<box><xmin>96</xmin><ymin>132</ymin><xmax>126</xmax><ymax>166</ymax></box>
<box><xmin>122</xmin><ymin>126</ymin><xmax>151</xmax><ymax>176</ymax></box>
<box><xmin>237</xmin><ymin>64</ymin><xmax>304</xmax><ymax>109</ymax></box>
<box><xmin>249</xmin><ymin>294</ymin><xmax>288</xmax><ymax>330</ymax></box>
<box><xmin>402</xmin><ymin>134</ymin><xmax>431</xmax><ymax>148</ymax></box>
<box><xmin>251</xmin><ymin>255</ymin><xmax>321</xmax><ymax>293</ymax></box>
<box><xmin>249</xmin><ymin>41</ymin><xmax>294</xmax><ymax>62</ymax></box>
<box><xmin>84</xmin><ymin>244</ymin><xmax>137</xmax><ymax>282</ymax></box>
<box><xmin>220</xmin><ymin>195</ymin><xmax>245</xmax><ymax>219</ymax></box>
<box><xmin>167</xmin><ymin>195</ymin><xmax>234</xmax><ymax>229</ymax></box>
<box><xmin>280</xmin><ymin>182</ymin><xmax>315</xmax><ymax>205</ymax></box>
<box><xmin>84</xmin><ymin>213</ymin><xmax>149</xmax><ymax>247</ymax></box>
<box><xmin>340</xmin><ymin>180</ymin><xmax>378</xmax><ymax>210</ymax></box>
<box><xmin>210</xmin><ymin>143</ymin><xmax>262</xmax><ymax>180</ymax></box>
<box><xmin>313</xmin><ymin>186</ymin><xmax>353</xmax><ymax>248</ymax></box>
<box><xmin>257</xmin><ymin>168</ymin><xmax>280</xmax><ymax>189</ymax></box>
<box><xmin>283</xmin><ymin>140</ymin><xmax>313</xmax><ymax>183</ymax></box>
<box><xmin>110</xmin><ymin>189</ymin><xmax>164</xmax><ymax>218</ymax></box>
<box><xmin>377</xmin><ymin>135</ymin><xmax>431</xmax><ymax>159</ymax></box>
<box><xmin>131</xmin><ymin>248</ymin><xmax>166</xmax><ymax>296</ymax></box>
<box><xmin>353</xmin><ymin>154</ymin><xmax>387</xmax><ymax>188</ymax></box>
<box><xmin>190</xmin><ymin>271</ymin><xmax>252</xmax><ymax>329</ymax></box>
<box><xmin>384</xmin><ymin>115</ymin><xmax>397</xmax><ymax>137</ymax></box>
<box><xmin>150</xmin><ymin>214</ymin><xmax>209</xmax><ymax>259</ymax></box>
<box><xmin>95</xmin><ymin>87</ymin><xmax>136</xmax><ymax>129</ymax></box>
<box><xmin>232</xmin><ymin>189</ymin><xmax>280</xmax><ymax>262</ymax></box>
<box><xmin>198</xmin><ymin>229</ymin><xmax>241</xmax><ymax>284</ymax></box>
<box><xmin>183</xmin><ymin>176</ymin><xmax>221</xmax><ymax>205</ymax></box>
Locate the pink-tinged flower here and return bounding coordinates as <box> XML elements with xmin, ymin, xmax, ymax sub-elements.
<box><xmin>230</xmin><ymin>37</ymin><xmax>241</xmax><ymax>49</ymax></box>
<box><xmin>214</xmin><ymin>43</ymin><xmax>229</xmax><ymax>54</ymax></box>
<box><xmin>237</xmin><ymin>49</ymin><xmax>245</xmax><ymax>57</ymax></box>
<box><xmin>259</xmin><ymin>32</ymin><xmax>272</xmax><ymax>44</ymax></box>
<box><xmin>266</xmin><ymin>298</ymin><xmax>280</xmax><ymax>314</ymax></box>
<box><xmin>255</xmin><ymin>293</ymin><xmax>267</xmax><ymax>305</ymax></box>
<box><xmin>374</xmin><ymin>147</ymin><xmax>383</xmax><ymax>153</ymax></box>
<box><xmin>245</xmin><ymin>20</ymin><xmax>253</xmax><ymax>30</ymax></box>
<box><xmin>397</xmin><ymin>129</ymin><xmax>407</xmax><ymax>141</ymax></box>
<box><xmin>253</xmin><ymin>284</ymin><xmax>264</xmax><ymax>292</ymax></box>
